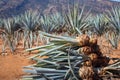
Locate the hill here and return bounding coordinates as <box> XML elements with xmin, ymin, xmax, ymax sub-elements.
<box><xmin>0</xmin><ymin>0</ymin><xmax>120</xmax><ymax>18</ymax></box>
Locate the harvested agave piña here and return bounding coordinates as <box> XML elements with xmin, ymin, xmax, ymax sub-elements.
<box><xmin>88</xmin><ymin>53</ymin><xmax>98</xmax><ymax>62</ymax></box>
<box><xmin>78</xmin><ymin>36</ymin><xmax>111</xmax><ymax>80</ymax></box>
<box><xmin>89</xmin><ymin>38</ymin><xmax>97</xmax><ymax>46</ymax></box>
<box><xmin>76</xmin><ymin>34</ymin><xmax>90</xmax><ymax>47</ymax></box>
<box><xmin>79</xmin><ymin>66</ymin><xmax>95</xmax><ymax>80</ymax></box>
<box><xmin>92</xmin><ymin>56</ymin><xmax>110</xmax><ymax>67</ymax></box>
<box><xmin>80</xmin><ymin>46</ymin><xmax>93</xmax><ymax>55</ymax></box>
<box><xmin>83</xmin><ymin>60</ymin><xmax>92</xmax><ymax>67</ymax></box>
<box><xmin>90</xmin><ymin>45</ymin><xmax>102</xmax><ymax>56</ymax></box>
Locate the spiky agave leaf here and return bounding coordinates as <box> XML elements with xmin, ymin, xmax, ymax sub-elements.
<box><xmin>40</xmin><ymin>14</ymin><xmax>53</xmax><ymax>33</ymax></box>
<box><xmin>21</xmin><ymin>11</ymin><xmax>40</xmax><ymax>31</ymax></box>
<box><xmin>106</xmin><ymin>7</ymin><xmax>120</xmax><ymax>35</ymax></box>
<box><xmin>105</xmin><ymin>32</ymin><xmax>119</xmax><ymax>49</ymax></box>
<box><xmin>49</xmin><ymin>13</ymin><xmax>65</xmax><ymax>32</ymax></box>
<box><xmin>105</xmin><ymin>7</ymin><xmax>120</xmax><ymax>49</ymax></box>
<box><xmin>92</xmin><ymin>14</ymin><xmax>109</xmax><ymax>36</ymax></box>
<box><xmin>40</xmin><ymin>12</ymin><xmax>65</xmax><ymax>33</ymax></box>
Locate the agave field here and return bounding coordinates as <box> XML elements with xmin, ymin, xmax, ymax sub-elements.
<box><xmin>0</xmin><ymin>4</ymin><xmax>120</xmax><ymax>80</ymax></box>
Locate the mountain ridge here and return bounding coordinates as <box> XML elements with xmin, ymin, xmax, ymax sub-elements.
<box><xmin>0</xmin><ymin>0</ymin><xmax>120</xmax><ymax>18</ymax></box>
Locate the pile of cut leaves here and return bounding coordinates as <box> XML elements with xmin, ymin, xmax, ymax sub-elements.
<box><xmin>23</xmin><ymin>32</ymin><xmax>120</xmax><ymax>80</ymax></box>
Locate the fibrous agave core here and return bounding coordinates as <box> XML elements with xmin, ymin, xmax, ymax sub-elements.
<box><xmin>80</xmin><ymin>46</ymin><xmax>93</xmax><ymax>55</ymax></box>
<box><xmin>89</xmin><ymin>38</ymin><xmax>97</xmax><ymax>46</ymax></box>
<box><xmin>76</xmin><ymin>34</ymin><xmax>90</xmax><ymax>46</ymax></box>
<box><xmin>79</xmin><ymin>66</ymin><xmax>95</xmax><ymax>80</ymax></box>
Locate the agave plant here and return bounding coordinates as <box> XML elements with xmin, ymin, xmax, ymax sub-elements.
<box><xmin>105</xmin><ymin>7</ymin><xmax>120</xmax><ymax>49</ymax></box>
<box><xmin>1</xmin><ymin>18</ymin><xmax>19</xmax><ymax>53</ymax></box>
<box><xmin>12</xmin><ymin>15</ymin><xmax>24</xmax><ymax>46</ymax></box>
<box><xmin>49</xmin><ymin>13</ymin><xmax>66</xmax><ymax>33</ymax></box>
<box><xmin>39</xmin><ymin>13</ymin><xmax>66</xmax><ymax>44</ymax></box>
<box><xmin>105</xmin><ymin>32</ymin><xmax>119</xmax><ymax>49</ymax></box>
<box><xmin>40</xmin><ymin>13</ymin><xmax>65</xmax><ymax>33</ymax></box>
<box><xmin>65</xmin><ymin>4</ymin><xmax>91</xmax><ymax>35</ymax></box>
<box><xmin>90</xmin><ymin>14</ymin><xmax>109</xmax><ymax>36</ymax></box>
<box><xmin>106</xmin><ymin>7</ymin><xmax>120</xmax><ymax>35</ymax></box>
<box><xmin>21</xmin><ymin>11</ymin><xmax>40</xmax><ymax>49</ymax></box>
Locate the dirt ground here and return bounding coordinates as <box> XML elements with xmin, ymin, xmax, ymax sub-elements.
<box><xmin>0</xmin><ymin>37</ymin><xmax>120</xmax><ymax>80</ymax></box>
<box><xmin>0</xmin><ymin>54</ymin><xmax>31</xmax><ymax>80</ymax></box>
<box><xmin>0</xmin><ymin>39</ymin><xmax>36</xmax><ymax>80</ymax></box>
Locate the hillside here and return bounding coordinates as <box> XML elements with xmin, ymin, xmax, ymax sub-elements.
<box><xmin>0</xmin><ymin>0</ymin><xmax>120</xmax><ymax>18</ymax></box>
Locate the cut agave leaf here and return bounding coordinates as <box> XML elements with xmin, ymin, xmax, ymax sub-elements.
<box><xmin>23</xmin><ymin>69</ymin><xmax>37</xmax><ymax>74</ymax></box>
<box><xmin>41</xmin><ymin>31</ymin><xmax>74</xmax><ymax>40</ymax></box>
<box><xmin>29</xmin><ymin>44</ymin><xmax>69</xmax><ymax>59</ymax></box>
<box><xmin>26</xmin><ymin>43</ymin><xmax>54</xmax><ymax>51</ymax></box>
<box><xmin>33</xmin><ymin>58</ymin><xmax>59</xmax><ymax>66</ymax></box>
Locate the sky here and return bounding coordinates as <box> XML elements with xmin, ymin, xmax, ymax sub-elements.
<box><xmin>111</xmin><ymin>0</ymin><xmax>120</xmax><ymax>2</ymax></box>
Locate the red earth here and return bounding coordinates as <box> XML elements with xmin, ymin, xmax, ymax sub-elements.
<box><xmin>0</xmin><ymin>39</ymin><xmax>36</xmax><ymax>80</ymax></box>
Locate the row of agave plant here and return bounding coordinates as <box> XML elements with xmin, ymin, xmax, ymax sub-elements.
<box><xmin>0</xmin><ymin>10</ymin><xmax>65</xmax><ymax>54</ymax></box>
<box><xmin>0</xmin><ymin>5</ymin><xmax>120</xmax><ymax>54</ymax></box>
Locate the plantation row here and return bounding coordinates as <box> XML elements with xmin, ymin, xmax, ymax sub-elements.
<box><xmin>0</xmin><ymin>5</ymin><xmax>120</xmax><ymax>53</ymax></box>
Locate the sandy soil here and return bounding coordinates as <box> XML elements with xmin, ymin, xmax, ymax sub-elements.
<box><xmin>0</xmin><ymin>39</ymin><xmax>36</xmax><ymax>80</ymax></box>
<box><xmin>0</xmin><ymin>54</ymin><xmax>31</xmax><ymax>80</ymax></box>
